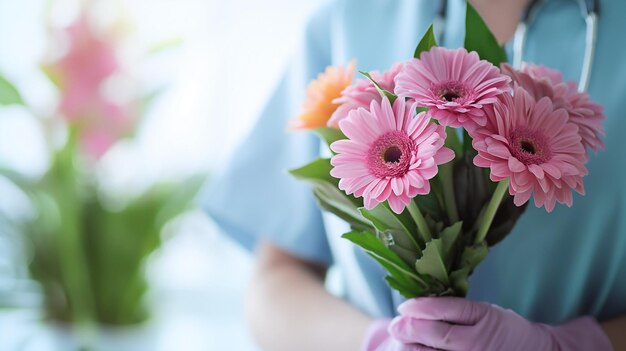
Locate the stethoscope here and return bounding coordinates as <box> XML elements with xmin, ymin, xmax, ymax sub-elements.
<box><xmin>434</xmin><ymin>0</ymin><xmax>600</xmax><ymax>92</ymax></box>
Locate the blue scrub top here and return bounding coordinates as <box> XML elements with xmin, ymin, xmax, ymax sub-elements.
<box><xmin>202</xmin><ymin>0</ymin><xmax>626</xmax><ymax>324</ymax></box>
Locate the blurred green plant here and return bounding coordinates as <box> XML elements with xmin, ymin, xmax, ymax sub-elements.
<box><xmin>0</xmin><ymin>73</ymin><xmax>24</xmax><ymax>106</ymax></box>
<box><xmin>1</xmin><ymin>133</ymin><xmax>204</xmax><ymax>326</ymax></box>
<box><xmin>0</xmin><ymin>4</ymin><xmax>203</xmax><ymax>337</ymax></box>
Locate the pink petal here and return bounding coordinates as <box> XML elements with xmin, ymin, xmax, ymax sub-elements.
<box><xmin>388</xmin><ymin>195</ymin><xmax>407</xmax><ymax>214</ymax></box>
<box><xmin>508</xmin><ymin>157</ymin><xmax>526</xmax><ymax>172</ymax></box>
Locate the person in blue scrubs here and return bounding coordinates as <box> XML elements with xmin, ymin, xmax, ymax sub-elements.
<box><xmin>202</xmin><ymin>0</ymin><xmax>626</xmax><ymax>349</ymax></box>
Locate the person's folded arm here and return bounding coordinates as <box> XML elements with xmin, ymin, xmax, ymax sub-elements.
<box><xmin>246</xmin><ymin>240</ymin><xmax>372</xmax><ymax>351</ymax></box>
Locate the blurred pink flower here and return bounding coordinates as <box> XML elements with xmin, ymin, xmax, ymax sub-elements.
<box><xmin>79</xmin><ymin>99</ymin><xmax>132</xmax><ymax>159</ymax></box>
<box><xmin>56</xmin><ymin>14</ymin><xmax>119</xmax><ymax>119</ymax></box>
<box><xmin>49</xmin><ymin>12</ymin><xmax>133</xmax><ymax>160</ymax></box>
<box><xmin>500</xmin><ymin>64</ymin><xmax>569</xmax><ymax>105</ymax></box>
<box><xmin>522</xmin><ymin>64</ymin><xmax>564</xmax><ymax>86</ymax></box>
<box><xmin>394</xmin><ymin>47</ymin><xmax>511</xmax><ymax>130</ymax></box>
<box><xmin>471</xmin><ymin>87</ymin><xmax>587</xmax><ymax>212</ymax></box>
<box><xmin>501</xmin><ymin>63</ymin><xmax>605</xmax><ymax>153</ymax></box>
<box><xmin>330</xmin><ymin>97</ymin><xmax>454</xmax><ymax>214</ymax></box>
<box><xmin>81</xmin><ymin>129</ymin><xmax>119</xmax><ymax>161</ymax></box>
<box><xmin>327</xmin><ymin>63</ymin><xmax>403</xmax><ymax>128</ymax></box>
<box><xmin>565</xmin><ymin>89</ymin><xmax>605</xmax><ymax>153</ymax></box>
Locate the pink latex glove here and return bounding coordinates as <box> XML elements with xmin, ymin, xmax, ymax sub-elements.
<box><xmin>388</xmin><ymin>297</ymin><xmax>613</xmax><ymax>351</ymax></box>
<box><xmin>362</xmin><ymin>319</ymin><xmax>432</xmax><ymax>351</ymax></box>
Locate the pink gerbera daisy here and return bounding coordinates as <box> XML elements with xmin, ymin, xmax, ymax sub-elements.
<box><xmin>394</xmin><ymin>47</ymin><xmax>511</xmax><ymax>130</ymax></box>
<box><xmin>55</xmin><ymin>14</ymin><xmax>119</xmax><ymax>120</ymax></box>
<box><xmin>500</xmin><ymin>63</ymin><xmax>569</xmax><ymax>106</ymax></box>
<box><xmin>46</xmin><ymin>11</ymin><xmax>134</xmax><ymax>160</ymax></box>
<box><xmin>327</xmin><ymin>63</ymin><xmax>403</xmax><ymax>128</ymax></box>
<box><xmin>522</xmin><ymin>64</ymin><xmax>564</xmax><ymax>86</ymax></box>
<box><xmin>564</xmin><ymin>88</ymin><xmax>605</xmax><ymax>153</ymax></box>
<box><xmin>471</xmin><ymin>87</ymin><xmax>588</xmax><ymax>212</ymax></box>
<box><xmin>502</xmin><ymin>63</ymin><xmax>605</xmax><ymax>153</ymax></box>
<box><xmin>330</xmin><ymin>97</ymin><xmax>455</xmax><ymax>214</ymax></box>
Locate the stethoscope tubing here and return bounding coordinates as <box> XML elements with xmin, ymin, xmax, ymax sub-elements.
<box><xmin>437</xmin><ymin>0</ymin><xmax>599</xmax><ymax>92</ymax></box>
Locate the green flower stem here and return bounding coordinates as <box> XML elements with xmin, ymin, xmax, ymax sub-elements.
<box><xmin>439</xmin><ymin>163</ymin><xmax>459</xmax><ymax>224</ymax></box>
<box><xmin>55</xmin><ymin>133</ymin><xmax>97</xmax><ymax>349</ymax></box>
<box><xmin>475</xmin><ymin>179</ymin><xmax>510</xmax><ymax>244</ymax></box>
<box><xmin>57</xmin><ymin>209</ymin><xmax>97</xmax><ymax>349</ymax></box>
<box><xmin>407</xmin><ymin>201</ymin><xmax>432</xmax><ymax>242</ymax></box>
<box><xmin>403</xmin><ymin>227</ymin><xmax>422</xmax><ymax>252</ymax></box>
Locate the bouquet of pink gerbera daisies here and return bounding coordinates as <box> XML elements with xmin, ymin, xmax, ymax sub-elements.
<box><xmin>289</xmin><ymin>3</ymin><xmax>604</xmax><ymax>298</ymax></box>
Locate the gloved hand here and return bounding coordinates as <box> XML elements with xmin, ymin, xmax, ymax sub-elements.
<box><xmin>388</xmin><ymin>297</ymin><xmax>613</xmax><ymax>351</ymax></box>
<box><xmin>362</xmin><ymin>318</ymin><xmax>432</xmax><ymax>351</ymax></box>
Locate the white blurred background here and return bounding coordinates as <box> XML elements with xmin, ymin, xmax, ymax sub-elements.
<box><xmin>0</xmin><ymin>0</ymin><xmax>325</xmax><ymax>350</ymax></box>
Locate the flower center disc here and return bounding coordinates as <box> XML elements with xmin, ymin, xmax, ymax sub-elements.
<box><xmin>520</xmin><ymin>140</ymin><xmax>537</xmax><ymax>154</ymax></box>
<box><xmin>509</xmin><ymin>129</ymin><xmax>552</xmax><ymax>165</ymax></box>
<box><xmin>436</xmin><ymin>81</ymin><xmax>468</xmax><ymax>102</ymax></box>
<box><xmin>383</xmin><ymin>146</ymin><xmax>403</xmax><ymax>163</ymax></box>
<box><xmin>442</xmin><ymin>91</ymin><xmax>461</xmax><ymax>101</ymax></box>
<box><xmin>367</xmin><ymin>131</ymin><xmax>414</xmax><ymax>178</ymax></box>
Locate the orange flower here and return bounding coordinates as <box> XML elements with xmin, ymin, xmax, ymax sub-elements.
<box><xmin>289</xmin><ymin>61</ymin><xmax>356</xmax><ymax>130</ymax></box>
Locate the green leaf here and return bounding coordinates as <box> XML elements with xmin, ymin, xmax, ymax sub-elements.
<box><xmin>343</xmin><ymin>231</ymin><xmax>426</xmax><ymax>297</ymax></box>
<box><xmin>359</xmin><ymin>208</ymin><xmax>395</xmax><ymax>234</ymax></box>
<box><xmin>147</xmin><ymin>37</ymin><xmax>184</xmax><ymax>56</ymax></box>
<box><xmin>314</xmin><ymin>127</ymin><xmax>346</xmax><ymax>148</ymax></box>
<box><xmin>155</xmin><ymin>174</ymin><xmax>206</xmax><ymax>228</ymax></box>
<box><xmin>461</xmin><ymin>240</ymin><xmax>489</xmax><ymax>268</ymax></box>
<box><xmin>0</xmin><ymin>74</ymin><xmax>24</xmax><ymax>105</ymax></box>
<box><xmin>415</xmin><ymin>185</ymin><xmax>444</xmax><ymax>223</ymax></box>
<box><xmin>289</xmin><ymin>158</ymin><xmax>337</xmax><ymax>186</ymax></box>
<box><xmin>416</xmin><ymin>106</ymin><xmax>429</xmax><ymax>114</ymax></box>
<box><xmin>440</xmin><ymin>221</ymin><xmax>463</xmax><ymax>264</ymax></box>
<box><xmin>464</xmin><ymin>2</ymin><xmax>508</xmax><ymax>66</ymax></box>
<box><xmin>290</xmin><ymin>158</ymin><xmax>367</xmax><ymax>226</ymax></box>
<box><xmin>449</xmin><ymin>268</ymin><xmax>471</xmax><ymax>296</ymax></box>
<box><xmin>414</xmin><ymin>221</ymin><xmax>465</xmax><ymax>289</ymax></box>
<box><xmin>316</xmin><ymin>195</ymin><xmax>372</xmax><ymax>232</ymax></box>
<box><xmin>358</xmin><ymin>204</ymin><xmax>421</xmax><ymax>262</ymax></box>
<box><xmin>342</xmin><ymin>231</ymin><xmax>414</xmax><ymax>272</ymax></box>
<box><xmin>415</xmin><ymin>238</ymin><xmax>449</xmax><ymax>285</ymax></box>
<box><xmin>313</xmin><ymin>186</ymin><xmax>369</xmax><ymax>229</ymax></box>
<box><xmin>41</xmin><ymin>64</ymin><xmax>63</xmax><ymax>88</ymax></box>
<box><xmin>414</xmin><ymin>24</ymin><xmax>438</xmax><ymax>59</ymax></box>
<box><xmin>386</xmin><ymin>276</ymin><xmax>423</xmax><ymax>298</ymax></box>
<box><xmin>359</xmin><ymin>203</ymin><xmax>417</xmax><ymax>247</ymax></box>
<box><xmin>450</xmin><ymin>240</ymin><xmax>489</xmax><ymax>296</ymax></box>
<box><xmin>0</xmin><ymin>168</ymin><xmax>32</xmax><ymax>192</ymax></box>
<box><xmin>359</xmin><ymin>71</ymin><xmax>397</xmax><ymax>104</ymax></box>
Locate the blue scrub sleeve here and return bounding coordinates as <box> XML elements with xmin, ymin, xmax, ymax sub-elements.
<box><xmin>200</xmin><ymin>4</ymin><xmax>334</xmax><ymax>265</ymax></box>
